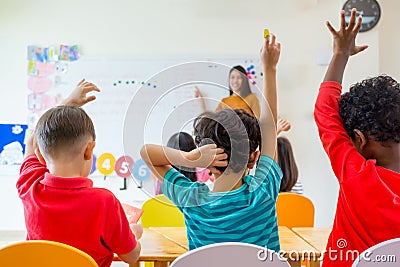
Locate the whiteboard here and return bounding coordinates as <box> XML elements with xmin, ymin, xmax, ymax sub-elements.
<box><xmin>34</xmin><ymin>57</ymin><xmax>265</xmax><ymax>195</ymax></box>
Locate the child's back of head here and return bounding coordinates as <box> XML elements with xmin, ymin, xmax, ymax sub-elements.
<box><xmin>166</xmin><ymin>132</ymin><xmax>197</xmax><ymax>182</ymax></box>
<box><xmin>35</xmin><ymin>105</ymin><xmax>96</xmax><ymax>161</ymax></box>
<box><xmin>339</xmin><ymin>75</ymin><xmax>400</xmax><ymax>144</ymax></box>
<box><xmin>277</xmin><ymin>136</ymin><xmax>299</xmax><ymax>192</ymax></box>
<box><xmin>193</xmin><ymin>109</ymin><xmax>261</xmax><ymax>174</ymax></box>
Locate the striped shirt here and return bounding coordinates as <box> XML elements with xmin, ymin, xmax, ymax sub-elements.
<box><xmin>162</xmin><ymin>155</ymin><xmax>282</xmax><ymax>251</ymax></box>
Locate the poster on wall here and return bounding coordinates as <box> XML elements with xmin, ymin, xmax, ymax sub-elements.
<box><xmin>0</xmin><ymin>124</ymin><xmax>28</xmax><ymax>166</ymax></box>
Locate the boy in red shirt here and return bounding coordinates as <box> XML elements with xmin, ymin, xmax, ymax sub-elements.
<box><xmin>17</xmin><ymin>80</ymin><xmax>142</xmax><ymax>267</ymax></box>
<box><xmin>315</xmin><ymin>8</ymin><xmax>400</xmax><ymax>267</ymax></box>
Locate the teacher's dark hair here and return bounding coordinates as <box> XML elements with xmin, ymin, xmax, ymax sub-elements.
<box><xmin>229</xmin><ymin>65</ymin><xmax>252</xmax><ymax>98</ymax></box>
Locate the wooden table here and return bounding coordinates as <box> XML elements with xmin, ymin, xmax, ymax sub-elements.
<box><xmin>150</xmin><ymin>227</ymin><xmax>188</xmax><ymax>249</ymax></box>
<box><xmin>0</xmin><ymin>229</ymin><xmax>186</xmax><ymax>267</ymax></box>
<box><xmin>150</xmin><ymin>226</ymin><xmax>322</xmax><ymax>267</ymax></box>
<box><xmin>278</xmin><ymin>226</ymin><xmax>323</xmax><ymax>267</ymax></box>
<box><xmin>292</xmin><ymin>227</ymin><xmax>332</xmax><ymax>267</ymax></box>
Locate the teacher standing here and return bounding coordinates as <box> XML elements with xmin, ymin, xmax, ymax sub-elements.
<box><xmin>195</xmin><ymin>65</ymin><xmax>260</xmax><ymax>118</ymax></box>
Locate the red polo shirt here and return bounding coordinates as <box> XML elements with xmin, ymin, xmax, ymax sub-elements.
<box><xmin>17</xmin><ymin>155</ymin><xmax>137</xmax><ymax>267</ymax></box>
<box><xmin>315</xmin><ymin>81</ymin><xmax>400</xmax><ymax>267</ymax></box>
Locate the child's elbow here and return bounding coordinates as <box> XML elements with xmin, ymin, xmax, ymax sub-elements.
<box><xmin>118</xmin><ymin>242</ymin><xmax>141</xmax><ymax>264</ymax></box>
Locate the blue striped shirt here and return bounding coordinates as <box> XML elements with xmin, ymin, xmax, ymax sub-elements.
<box><xmin>162</xmin><ymin>155</ymin><xmax>282</xmax><ymax>251</ymax></box>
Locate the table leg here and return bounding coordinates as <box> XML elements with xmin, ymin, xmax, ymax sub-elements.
<box><xmin>287</xmin><ymin>260</ymin><xmax>301</xmax><ymax>267</ymax></box>
<box><xmin>129</xmin><ymin>263</ymin><xmax>140</xmax><ymax>267</ymax></box>
<box><xmin>154</xmin><ymin>261</ymin><xmax>168</xmax><ymax>267</ymax></box>
<box><xmin>308</xmin><ymin>260</ymin><xmax>320</xmax><ymax>267</ymax></box>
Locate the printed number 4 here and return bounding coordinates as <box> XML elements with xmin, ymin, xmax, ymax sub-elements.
<box><xmin>102</xmin><ymin>159</ymin><xmax>111</xmax><ymax>170</ymax></box>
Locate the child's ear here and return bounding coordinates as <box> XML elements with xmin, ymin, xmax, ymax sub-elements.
<box><xmin>84</xmin><ymin>141</ymin><xmax>96</xmax><ymax>160</ymax></box>
<box><xmin>247</xmin><ymin>151</ymin><xmax>261</xmax><ymax>169</ymax></box>
<box><xmin>353</xmin><ymin>129</ymin><xmax>368</xmax><ymax>150</ymax></box>
<box><xmin>34</xmin><ymin>147</ymin><xmax>46</xmax><ymax>166</ymax></box>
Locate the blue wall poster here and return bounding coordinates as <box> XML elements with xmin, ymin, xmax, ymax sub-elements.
<box><xmin>0</xmin><ymin>124</ymin><xmax>28</xmax><ymax>166</ymax></box>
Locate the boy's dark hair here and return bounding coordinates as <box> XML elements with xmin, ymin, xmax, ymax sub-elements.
<box><xmin>193</xmin><ymin>109</ymin><xmax>261</xmax><ymax>173</ymax></box>
<box><xmin>277</xmin><ymin>137</ymin><xmax>298</xmax><ymax>192</ymax></box>
<box><xmin>229</xmin><ymin>65</ymin><xmax>252</xmax><ymax>98</ymax></box>
<box><xmin>35</xmin><ymin>105</ymin><xmax>96</xmax><ymax>158</ymax></box>
<box><xmin>167</xmin><ymin>132</ymin><xmax>197</xmax><ymax>182</ymax></box>
<box><xmin>339</xmin><ymin>75</ymin><xmax>400</xmax><ymax>143</ymax></box>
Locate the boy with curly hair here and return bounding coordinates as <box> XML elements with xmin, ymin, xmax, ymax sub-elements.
<box><xmin>141</xmin><ymin>34</ymin><xmax>282</xmax><ymax>251</ymax></box>
<box><xmin>314</xmin><ymin>9</ymin><xmax>400</xmax><ymax>267</ymax></box>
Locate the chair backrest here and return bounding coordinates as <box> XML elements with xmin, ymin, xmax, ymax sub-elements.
<box><xmin>0</xmin><ymin>240</ymin><xmax>98</xmax><ymax>267</ymax></box>
<box><xmin>276</xmin><ymin>192</ymin><xmax>315</xmax><ymax>228</ymax></box>
<box><xmin>141</xmin><ymin>194</ymin><xmax>185</xmax><ymax>228</ymax></box>
<box><xmin>352</xmin><ymin>238</ymin><xmax>400</xmax><ymax>266</ymax></box>
<box><xmin>170</xmin><ymin>242</ymin><xmax>290</xmax><ymax>267</ymax></box>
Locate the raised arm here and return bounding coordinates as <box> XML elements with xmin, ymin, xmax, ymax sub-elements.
<box><xmin>140</xmin><ymin>144</ymin><xmax>227</xmax><ymax>179</ymax></box>
<box><xmin>24</xmin><ymin>79</ymin><xmax>100</xmax><ymax>158</ymax></box>
<box><xmin>314</xmin><ymin>9</ymin><xmax>368</xmax><ymax>183</ymax></box>
<box><xmin>323</xmin><ymin>9</ymin><xmax>368</xmax><ymax>83</ymax></box>
<box><xmin>195</xmin><ymin>86</ymin><xmax>207</xmax><ymax>113</ymax></box>
<box><xmin>259</xmin><ymin>34</ymin><xmax>281</xmax><ymax>157</ymax></box>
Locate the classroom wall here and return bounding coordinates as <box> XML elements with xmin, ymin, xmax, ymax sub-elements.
<box><xmin>0</xmin><ymin>0</ymin><xmax>399</xmax><ymax>230</ymax></box>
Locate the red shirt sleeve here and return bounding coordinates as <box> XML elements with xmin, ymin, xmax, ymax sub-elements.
<box><xmin>101</xmin><ymin>196</ymin><xmax>137</xmax><ymax>255</ymax></box>
<box><xmin>314</xmin><ymin>81</ymin><xmax>370</xmax><ymax>183</ymax></box>
<box><xmin>17</xmin><ymin>155</ymin><xmax>48</xmax><ymax>199</ymax></box>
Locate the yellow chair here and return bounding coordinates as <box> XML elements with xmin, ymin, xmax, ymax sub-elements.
<box><xmin>276</xmin><ymin>192</ymin><xmax>315</xmax><ymax>228</ymax></box>
<box><xmin>141</xmin><ymin>194</ymin><xmax>185</xmax><ymax>267</ymax></box>
<box><xmin>0</xmin><ymin>240</ymin><xmax>98</xmax><ymax>267</ymax></box>
<box><xmin>141</xmin><ymin>194</ymin><xmax>185</xmax><ymax>228</ymax></box>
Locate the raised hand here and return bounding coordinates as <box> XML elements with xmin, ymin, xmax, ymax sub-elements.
<box><xmin>326</xmin><ymin>8</ymin><xmax>368</xmax><ymax>57</ymax></box>
<box><xmin>277</xmin><ymin>118</ymin><xmax>291</xmax><ymax>135</ymax></box>
<box><xmin>194</xmin><ymin>86</ymin><xmax>202</xmax><ymax>98</ymax></box>
<box><xmin>323</xmin><ymin>8</ymin><xmax>368</xmax><ymax>83</ymax></box>
<box><xmin>62</xmin><ymin>79</ymin><xmax>101</xmax><ymax>107</ymax></box>
<box><xmin>260</xmin><ymin>33</ymin><xmax>281</xmax><ymax>70</ymax></box>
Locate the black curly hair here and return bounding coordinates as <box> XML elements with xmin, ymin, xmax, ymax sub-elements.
<box><xmin>193</xmin><ymin>109</ymin><xmax>261</xmax><ymax>173</ymax></box>
<box><xmin>339</xmin><ymin>75</ymin><xmax>400</xmax><ymax>143</ymax></box>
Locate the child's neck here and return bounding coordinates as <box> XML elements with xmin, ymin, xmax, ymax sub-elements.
<box><xmin>47</xmin><ymin>160</ymin><xmax>88</xmax><ymax>178</ymax></box>
<box><xmin>212</xmin><ymin>169</ymin><xmax>247</xmax><ymax>193</ymax></box>
<box><xmin>375</xmin><ymin>143</ymin><xmax>400</xmax><ymax>173</ymax></box>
